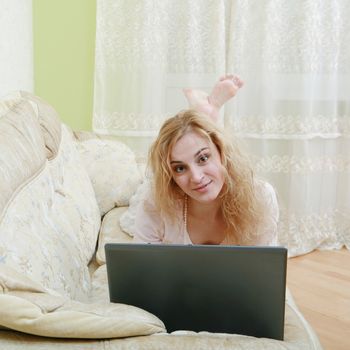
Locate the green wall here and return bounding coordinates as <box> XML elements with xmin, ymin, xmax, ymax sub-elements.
<box><xmin>33</xmin><ymin>0</ymin><xmax>96</xmax><ymax>131</ymax></box>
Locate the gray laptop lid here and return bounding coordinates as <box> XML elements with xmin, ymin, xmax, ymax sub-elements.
<box><xmin>105</xmin><ymin>243</ymin><xmax>287</xmax><ymax>340</ymax></box>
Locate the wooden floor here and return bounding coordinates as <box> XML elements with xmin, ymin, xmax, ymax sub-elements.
<box><xmin>287</xmin><ymin>248</ymin><xmax>350</xmax><ymax>350</ymax></box>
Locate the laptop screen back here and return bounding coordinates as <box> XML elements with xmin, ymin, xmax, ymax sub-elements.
<box><xmin>105</xmin><ymin>243</ymin><xmax>287</xmax><ymax>340</ymax></box>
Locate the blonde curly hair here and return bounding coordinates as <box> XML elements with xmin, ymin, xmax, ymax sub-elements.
<box><xmin>148</xmin><ymin>109</ymin><xmax>264</xmax><ymax>242</ymax></box>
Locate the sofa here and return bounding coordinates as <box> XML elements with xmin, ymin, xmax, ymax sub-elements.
<box><xmin>0</xmin><ymin>91</ymin><xmax>323</xmax><ymax>349</ymax></box>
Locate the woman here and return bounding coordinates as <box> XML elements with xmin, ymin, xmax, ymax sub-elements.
<box><xmin>132</xmin><ymin>76</ymin><xmax>279</xmax><ymax>246</ymax></box>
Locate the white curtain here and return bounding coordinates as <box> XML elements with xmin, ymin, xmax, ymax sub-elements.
<box><xmin>93</xmin><ymin>0</ymin><xmax>228</xmax><ymax>160</ymax></box>
<box><xmin>93</xmin><ymin>0</ymin><xmax>350</xmax><ymax>256</ymax></box>
<box><xmin>0</xmin><ymin>0</ymin><xmax>33</xmax><ymax>97</ymax></box>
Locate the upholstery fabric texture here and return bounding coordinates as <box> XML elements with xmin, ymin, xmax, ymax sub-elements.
<box><xmin>73</xmin><ymin>131</ymin><xmax>142</xmax><ymax>216</ymax></box>
<box><xmin>0</xmin><ymin>94</ymin><xmax>100</xmax><ymax>301</ymax></box>
<box><xmin>0</xmin><ymin>92</ymin><xmax>322</xmax><ymax>349</ymax></box>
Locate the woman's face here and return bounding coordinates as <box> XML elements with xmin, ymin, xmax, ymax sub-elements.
<box><xmin>169</xmin><ymin>131</ymin><xmax>225</xmax><ymax>203</ymax></box>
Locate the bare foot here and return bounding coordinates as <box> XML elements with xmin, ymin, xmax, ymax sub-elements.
<box><xmin>183</xmin><ymin>75</ymin><xmax>244</xmax><ymax>122</ymax></box>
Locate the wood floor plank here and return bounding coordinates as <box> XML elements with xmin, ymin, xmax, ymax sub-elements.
<box><xmin>287</xmin><ymin>248</ymin><xmax>350</xmax><ymax>350</ymax></box>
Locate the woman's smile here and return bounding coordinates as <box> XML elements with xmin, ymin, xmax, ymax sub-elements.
<box><xmin>193</xmin><ymin>180</ymin><xmax>213</xmax><ymax>192</ymax></box>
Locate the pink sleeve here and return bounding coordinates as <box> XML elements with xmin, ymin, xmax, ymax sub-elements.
<box><xmin>133</xmin><ymin>196</ymin><xmax>165</xmax><ymax>243</ymax></box>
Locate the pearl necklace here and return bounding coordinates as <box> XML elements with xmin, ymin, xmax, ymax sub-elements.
<box><xmin>183</xmin><ymin>194</ymin><xmax>230</xmax><ymax>245</ymax></box>
<box><xmin>183</xmin><ymin>194</ymin><xmax>188</xmax><ymax>230</ymax></box>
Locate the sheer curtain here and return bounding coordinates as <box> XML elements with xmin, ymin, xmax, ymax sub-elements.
<box><xmin>224</xmin><ymin>1</ymin><xmax>350</xmax><ymax>255</ymax></box>
<box><xmin>93</xmin><ymin>0</ymin><xmax>228</xmax><ymax>161</ymax></box>
<box><xmin>0</xmin><ymin>0</ymin><xmax>33</xmax><ymax>96</ymax></box>
<box><xmin>93</xmin><ymin>0</ymin><xmax>350</xmax><ymax>256</ymax></box>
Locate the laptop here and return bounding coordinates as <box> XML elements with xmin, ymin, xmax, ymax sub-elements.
<box><xmin>105</xmin><ymin>243</ymin><xmax>287</xmax><ymax>340</ymax></box>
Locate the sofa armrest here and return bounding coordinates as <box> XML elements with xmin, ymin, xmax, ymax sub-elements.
<box><xmin>73</xmin><ymin>131</ymin><xmax>142</xmax><ymax>216</ymax></box>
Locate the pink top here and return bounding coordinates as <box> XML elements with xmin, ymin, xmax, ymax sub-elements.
<box><xmin>132</xmin><ymin>180</ymin><xmax>279</xmax><ymax>246</ymax></box>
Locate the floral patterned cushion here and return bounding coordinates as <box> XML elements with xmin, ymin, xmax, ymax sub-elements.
<box><xmin>0</xmin><ymin>96</ymin><xmax>100</xmax><ymax>301</ymax></box>
<box><xmin>0</xmin><ymin>266</ymin><xmax>165</xmax><ymax>338</ymax></box>
<box><xmin>73</xmin><ymin>131</ymin><xmax>142</xmax><ymax>216</ymax></box>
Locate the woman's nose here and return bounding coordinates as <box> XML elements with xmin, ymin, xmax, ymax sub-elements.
<box><xmin>190</xmin><ymin>166</ymin><xmax>203</xmax><ymax>183</ymax></box>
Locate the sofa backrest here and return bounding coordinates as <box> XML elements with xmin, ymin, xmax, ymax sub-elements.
<box><xmin>0</xmin><ymin>92</ymin><xmax>100</xmax><ymax>301</ymax></box>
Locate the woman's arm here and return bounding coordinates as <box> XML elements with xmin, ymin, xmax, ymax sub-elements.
<box><xmin>132</xmin><ymin>188</ymin><xmax>165</xmax><ymax>244</ymax></box>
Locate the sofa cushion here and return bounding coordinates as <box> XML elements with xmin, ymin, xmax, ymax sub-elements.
<box><xmin>11</xmin><ymin>91</ymin><xmax>62</xmax><ymax>160</ymax></box>
<box><xmin>0</xmin><ymin>97</ymin><xmax>47</xmax><ymax>218</ymax></box>
<box><xmin>73</xmin><ymin>131</ymin><xmax>142</xmax><ymax>216</ymax></box>
<box><xmin>0</xmin><ymin>266</ymin><xmax>165</xmax><ymax>339</ymax></box>
<box><xmin>0</xmin><ymin>94</ymin><xmax>100</xmax><ymax>301</ymax></box>
<box><xmin>94</xmin><ymin>207</ymin><xmax>133</xmax><ymax>266</ymax></box>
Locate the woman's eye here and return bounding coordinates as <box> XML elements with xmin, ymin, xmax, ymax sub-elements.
<box><xmin>198</xmin><ymin>154</ymin><xmax>210</xmax><ymax>163</ymax></box>
<box><xmin>174</xmin><ymin>166</ymin><xmax>185</xmax><ymax>173</ymax></box>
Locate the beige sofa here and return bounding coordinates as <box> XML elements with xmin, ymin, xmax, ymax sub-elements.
<box><xmin>0</xmin><ymin>92</ymin><xmax>322</xmax><ymax>349</ymax></box>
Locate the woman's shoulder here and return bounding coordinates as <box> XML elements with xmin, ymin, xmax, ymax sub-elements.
<box><xmin>254</xmin><ymin>178</ymin><xmax>278</xmax><ymax>202</ymax></box>
<box><xmin>120</xmin><ymin>177</ymin><xmax>184</xmax><ymax>243</ymax></box>
<box><xmin>125</xmin><ymin>177</ymin><xmax>183</xmax><ymax>216</ymax></box>
<box><xmin>241</xmin><ymin>179</ymin><xmax>279</xmax><ymax>246</ymax></box>
<box><xmin>119</xmin><ymin>178</ymin><xmax>156</xmax><ymax>236</ymax></box>
<box><xmin>253</xmin><ymin>178</ymin><xmax>279</xmax><ymax>224</ymax></box>
<box><xmin>135</xmin><ymin>179</ymin><xmax>182</xmax><ymax>207</ymax></box>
